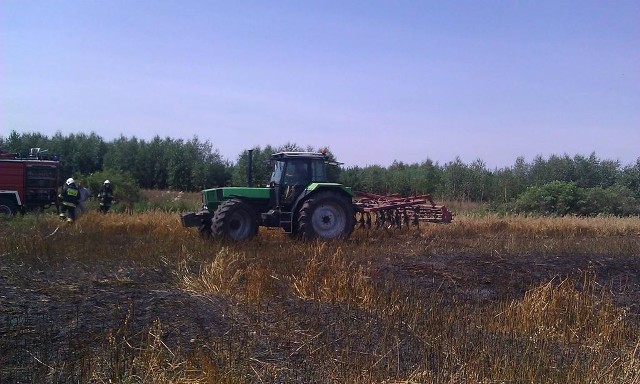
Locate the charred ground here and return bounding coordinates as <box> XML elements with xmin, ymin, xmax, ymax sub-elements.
<box><xmin>1</xmin><ymin>212</ymin><xmax>639</xmax><ymax>383</ymax></box>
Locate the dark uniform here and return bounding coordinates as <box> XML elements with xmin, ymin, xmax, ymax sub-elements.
<box><xmin>98</xmin><ymin>180</ymin><xmax>114</xmax><ymax>213</ymax></box>
<box><xmin>59</xmin><ymin>178</ymin><xmax>80</xmax><ymax>222</ymax></box>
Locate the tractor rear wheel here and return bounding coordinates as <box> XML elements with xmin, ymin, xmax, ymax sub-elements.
<box><xmin>212</xmin><ymin>198</ymin><xmax>258</xmax><ymax>241</ymax></box>
<box><xmin>298</xmin><ymin>191</ymin><xmax>355</xmax><ymax>240</ymax></box>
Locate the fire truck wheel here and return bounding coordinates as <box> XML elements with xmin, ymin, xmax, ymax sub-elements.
<box><xmin>0</xmin><ymin>198</ymin><xmax>18</xmax><ymax>216</ymax></box>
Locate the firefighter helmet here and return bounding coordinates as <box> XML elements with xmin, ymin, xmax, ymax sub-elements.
<box><xmin>66</xmin><ymin>178</ymin><xmax>75</xmax><ymax>185</ymax></box>
<box><xmin>104</xmin><ymin>180</ymin><xmax>111</xmax><ymax>185</ymax></box>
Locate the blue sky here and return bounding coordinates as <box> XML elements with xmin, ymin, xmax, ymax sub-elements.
<box><xmin>2</xmin><ymin>1</ymin><xmax>639</xmax><ymax>168</ymax></box>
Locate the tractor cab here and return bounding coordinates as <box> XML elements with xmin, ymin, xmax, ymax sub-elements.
<box><xmin>268</xmin><ymin>152</ymin><xmax>329</xmax><ymax>209</ymax></box>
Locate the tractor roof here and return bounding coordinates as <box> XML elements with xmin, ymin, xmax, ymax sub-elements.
<box><xmin>270</xmin><ymin>152</ymin><xmax>327</xmax><ymax>160</ymax></box>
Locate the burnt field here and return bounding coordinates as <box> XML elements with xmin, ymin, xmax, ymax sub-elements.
<box><xmin>1</xmin><ymin>211</ymin><xmax>639</xmax><ymax>383</ymax></box>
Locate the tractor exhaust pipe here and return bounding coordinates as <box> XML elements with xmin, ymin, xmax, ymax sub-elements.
<box><xmin>247</xmin><ymin>149</ymin><xmax>254</xmax><ymax>187</ymax></box>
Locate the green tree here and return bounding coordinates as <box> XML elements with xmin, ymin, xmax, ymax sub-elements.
<box><xmin>599</xmin><ymin>159</ymin><xmax>622</xmax><ymax>188</ymax></box>
<box><xmin>416</xmin><ymin>159</ymin><xmax>443</xmax><ymax>196</ymax></box>
<box><xmin>55</xmin><ymin>132</ymin><xmax>106</xmax><ymax>176</ymax></box>
<box><xmin>360</xmin><ymin>165</ymin><xmax>388</xmax><ymax>194</ymax></box>
<box><xmin>619</xmin><ymin>158</ymin><xmax>640</xmax><ymax>199</ymax></box>
<box><xmin>2</xmin><ymin>130</ymin><xmax>107</xmax><ymax>178</ymax></box>
<box><xmin>340</xmin><ymin>166</ymin><xmax>364</xmax><ymax>192</ymax></box>
<box><xmin>232</xmin><ymin>145</ymin><xmax>277</xmax><ymax>187</ymax></box>
<box><xmin>581</xmin><ymin>185</ymin><xmax>639</xmax><ymax>216</ymax></box>
<box><xmin>189</xmin><ymin>138</ymin><xmax>231</xmax><ymax>189</ymax></box>
<box><xmin>388</xmin><ymin>161</ymin><xmax>411</xmax><ymax>196</ymax></box>
<box><xmin>469</xmin><ymin>159</ymin><xmax>492</xmax><ymax>201</ymax></box>
<box><xmin>136</xmin><ymin>136</ymin><xmax>164</xmax><ymax>189</ymax></box>
<box><xmin>2</xmin><ymin>131</ymin><xmax>51</xmax><ymax>155</ymax></box>
<box><xmin>103</xmin><ymin>135</ymin><xmax>142</xmax><ymax>178</ymax></box>
<box><xmin>441</xmin><ymin>157</ymin><xmax>475</xmax><ymax>200</ymax></box>
<box><xmin>512</xmin><ymin>156</ymin><xmax>530</xmax><ymax>197</ymax></box>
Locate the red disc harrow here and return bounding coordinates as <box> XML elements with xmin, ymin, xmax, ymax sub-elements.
<box><xmin>353</xmin><ymin>192</ymin><xmax>453</xmax><ymax>229</ymax></box>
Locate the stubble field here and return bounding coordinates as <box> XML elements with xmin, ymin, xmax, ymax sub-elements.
<box><xmin>1</xmin><ymin>197</ymin><xmax>639</xmax><ymax>383</ymax></box>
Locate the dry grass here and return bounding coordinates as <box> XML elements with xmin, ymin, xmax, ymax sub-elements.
<box><xmin>1</xmin><ymin>212</ymin><xmax>639</xmax><ymax>383</ymax></box>
<box><xmin>141</xmin><ymin>189</ymin><xmax>202</xmax><ymax>207</ymax></box>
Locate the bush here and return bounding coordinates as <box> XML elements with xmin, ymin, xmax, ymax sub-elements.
<box><xmin>582</xmin><ymin>185</ymin><xmax>639</xmax><ymax>216</ymax></box>
<box><xmin>80</xmin><ymin>169</ymin><xmax>142</xmax><ymax>212</ymax></box>
<box><xmin>514</xmin><ymin>181</ymin><xmax>639</xmax><ymax>216</ymax></box>
<box><xmin>514</xmin><ymin>181</ymin><xmax>585</xmax><ymax>215</ymax></box>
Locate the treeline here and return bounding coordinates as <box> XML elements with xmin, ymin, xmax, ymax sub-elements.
<box><xmin>2</xmin><ymin>131</ymin><xmax>639</xmax><ymax>215</ymax></box>
<box><xmin>341</xmin><ymin>154</ymin><xmax>640</xmax><ymax>203</ymax></box>
<box><xmin>1</xmin><ymin>131</ymin><xmax>231</xmax><ymax>190</ymax></box>
<box><xmin>0</xmin><ymin>131</ymin><xmax>338</xmax><ymax>191</ymax></box>
<box><xmin>341</xmin><ymin>155</ymin><xmax>640</xmax><ymax>215</ymax></box>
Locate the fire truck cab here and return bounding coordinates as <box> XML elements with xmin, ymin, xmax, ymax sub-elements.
<box><xmin>0</xmin><ymin>148</ymin><xmax>61</xmax><ymax>215</ymax></box>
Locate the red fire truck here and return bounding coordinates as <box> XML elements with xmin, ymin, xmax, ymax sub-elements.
<box><xmin>0</xmin><ymin>148</ymin><xmax>61</xmax><ymax>215</ymax></box>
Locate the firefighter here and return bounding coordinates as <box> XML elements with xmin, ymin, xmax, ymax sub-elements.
<box><xmin>98</xmin><ymin>180</ymin><xmax>114</xmax><ymax>213</ymax></box>
<box><xmin>59</xmin><ymin>178</ymin><xmax>80</xmax><ymax>222</ymax></box>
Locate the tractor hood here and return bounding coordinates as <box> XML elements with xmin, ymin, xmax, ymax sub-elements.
<box><xmin>202</xmin><ymin>187</ymin><xmax>271</xmax><ymax>211</ymax></box>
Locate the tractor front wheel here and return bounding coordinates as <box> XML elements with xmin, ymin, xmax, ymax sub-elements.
<box><xmin>298</xmin><ymin>191</ymin><xmax>355</xmax><ymax>240</ymax></box>
<box><xmin>212</xmin><ymin>199</ymin><xmax>258</xmax><ymax>241</ymax></box>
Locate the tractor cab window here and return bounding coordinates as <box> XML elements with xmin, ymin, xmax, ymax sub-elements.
<box><xmin>311</xmin><ymin>160</ymin><xmax>328</xmax><ymax>182</ymax></box>
<box><xmin>278</xmin><ymin>159</ymin><xmax>311</xmax><ymax>205</ymax></box>
<box><xmin>283</xmin><ymin>160</ymin><xmax>310</xmax><ymax>186</ymax></box>
<box><xmin>270</xmin><ymin>160</ymin><xmax>286</xmax><ymax>185</ymax></box>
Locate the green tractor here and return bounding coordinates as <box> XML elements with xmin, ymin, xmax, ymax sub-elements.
<box><xmin>181</xmin><ymin>151</ymin><xmax>355</xmax><ymax>241</ymax></box>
